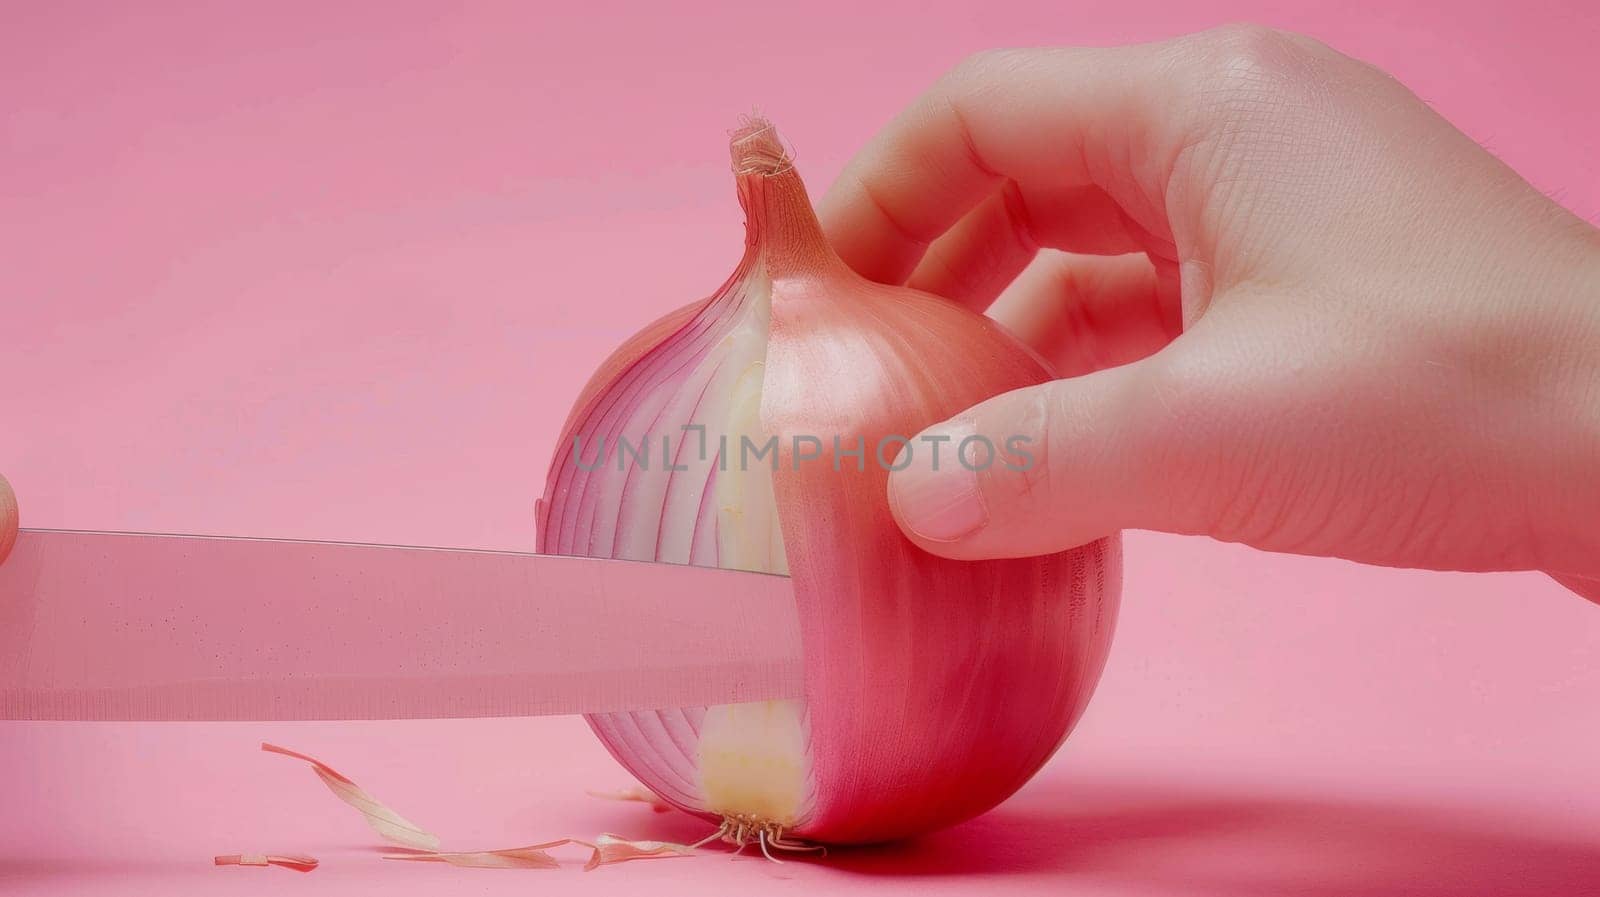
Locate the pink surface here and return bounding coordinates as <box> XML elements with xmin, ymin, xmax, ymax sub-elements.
<box><xmin>1</xmin><ymin>1</ymin><xmax>1597</xmax><ymax>895</ymax></box>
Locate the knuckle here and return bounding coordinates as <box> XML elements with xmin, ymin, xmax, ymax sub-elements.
<box><xmin>944</xmin><ymin>50</ymin><xmax>1001</xmax><ymax>89</ymax></box>
<box><xmin>975</xmin><ymin>388</ymin><xmax>1060</xmax><ymax>519</ymax></box>
<box><xmin>941</xmin><ymin>48</ymin><xmax>1037</xmax><ymax>101</ymax></box>
<box><xmin>1198</xmin><ymin>22</ymin><xmax>1302</xmax><ymax>66</ymax></box>
<box><xmin>1181</xmin><ymin>23</ymin><xmax>1319</xmax><ymax>109</ymax></box>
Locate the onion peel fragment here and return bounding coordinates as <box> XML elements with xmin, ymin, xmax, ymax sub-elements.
<box><xmin>213</xmin><ymin>853</ymin><xmax>319</xmax><ymax>872</ymax></box>
<box><xmin>261</xmin><ymin>742</ymin><xmax>440</xmax><ymax>850</ymax></box>
<box><xmin>582</xmin><ymin>834</ymin><xmax>696</xmax><ymax>870</ymax></box>
<box><xmin>261</xmin><ymin>743</ymin><xmax>699</xmax><ymax>871</ymax></box>
<box><xmin>381</xmin><ymin>841</ymin><xmax>566</xmax><ymax>869</ymax></box>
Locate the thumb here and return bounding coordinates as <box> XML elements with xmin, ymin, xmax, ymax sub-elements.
<box><xmin>0</xmin><ymin>474</ymin><xmax>17</xmax><ymax>565</ymax></box>
<box><xmin>887</xmin><ymin>354</ymin><xmax>1217</xmax><ymax>560</ymax></box>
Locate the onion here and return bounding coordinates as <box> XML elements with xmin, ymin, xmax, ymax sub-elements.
<box><xmin>536</xmin><ymin>119</ymin><xmax>1120</xmax><ymax>846</ymax></box>
<box><xmin>0</xmin><ymin>474</ymin><xmax>17</xmax><ymax>565</ymax></box>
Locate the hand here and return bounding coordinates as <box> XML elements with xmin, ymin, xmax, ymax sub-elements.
<box><xmin>0</xmin><ymin>474</ymin><xmax>16</xmax><ymax>565</ymax></box>
<box><xmin>819</xmin><ymin>25</ymin><xmax>1600</xmax><ymax>601</ymax></box>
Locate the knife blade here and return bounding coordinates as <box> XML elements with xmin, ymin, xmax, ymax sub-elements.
<box><xmin>0</xmin><ymin>529</ymin><xmax>803</xmax><ymax>721</ymax></box>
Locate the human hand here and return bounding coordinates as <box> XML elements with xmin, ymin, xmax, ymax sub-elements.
<box><xmin>819</xmin><ymin>25</ymin><xmax>1600</xmax><ymax>600</ymax></box>
<box><xmin>0</xmin><ymin>475</ymin><xmax>17</xmax><ymax>566</ymax></box>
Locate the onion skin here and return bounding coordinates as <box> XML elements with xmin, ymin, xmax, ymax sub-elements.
<box><xmin>537</xmin><ymin>121</ymin><xmax>1120</xmax><ymax>845</ymax></box>
<box><xmin>0</xmin><ymin>474</ymin><xmax>17</xmax><ymax>565</ymax></box>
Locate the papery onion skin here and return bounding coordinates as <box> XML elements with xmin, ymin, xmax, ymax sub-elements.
<box><xmin>536</xmin><ymin>120</ymin><xmax>1120</xmax><ymax>845</ymax></box>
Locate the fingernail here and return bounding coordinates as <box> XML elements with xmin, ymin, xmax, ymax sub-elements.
<box><xmin>889</xmin><ymin>420</ymin><xmax>988</xmax><ymax>542</ymax></box>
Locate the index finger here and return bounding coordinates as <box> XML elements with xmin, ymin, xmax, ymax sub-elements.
<box><xmin>817</xmin><ymin>43</ymin><xmax>1184</xmax><ymax>286</ymax></box>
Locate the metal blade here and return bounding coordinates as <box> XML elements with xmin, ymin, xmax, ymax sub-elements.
<box><xmin>0</xmin><ymin>529</ymin><xmax>802</xmax><ymax>721</ymax></box>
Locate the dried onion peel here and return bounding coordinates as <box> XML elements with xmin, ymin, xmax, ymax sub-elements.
<box><xmin>214</xmin><ymin>853</ymin><xmax>319</xmax><ymax>872</ymax></box>
<box><xmin>265</xmin><ymin>743</ymin><xmax>694</xmax><ymax>870</ymax></box>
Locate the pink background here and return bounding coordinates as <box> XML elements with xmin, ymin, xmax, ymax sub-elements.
<box><xmin>2</xmin><ymin>1</ymin><xmax>1597</xmax><ymax>894</ymax></box>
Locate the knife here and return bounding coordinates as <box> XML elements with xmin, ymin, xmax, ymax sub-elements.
<box><xmin>0</xmin><ymin>529</ymin><xmax>803</xmax><ymax>721</ymax></box>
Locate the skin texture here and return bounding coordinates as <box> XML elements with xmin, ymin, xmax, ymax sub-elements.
<box><xmin>817</xmin><ymin>26</ymin><xmax>1600</xmax><ymax>603</ymax></box>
